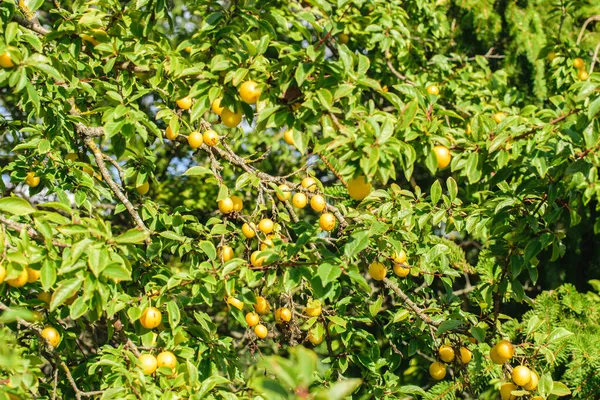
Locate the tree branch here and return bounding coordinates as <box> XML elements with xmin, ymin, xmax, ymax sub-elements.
<box><xmin>0</xmin><ymin>214</ymin><xmax>69</xmax><ymax>248</ymax></box>
<box><xmin>12</xmin><ymin>15</ymin><xmax>51</xmax><ymax>35</ymax></box>
<box><xmin>577</xmin><ymin>15</ymin><xmax>600</xmax><ymax>45</ymax></box>
<box><xmin>383</xmin><ymin>278</ymin><xmax>441</xmax><ymax>327</ymax></box>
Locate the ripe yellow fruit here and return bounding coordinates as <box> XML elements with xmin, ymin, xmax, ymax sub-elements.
<box><xmin>307</xmin><ymin>330</ymin><xmax>323</xmax><ymax>345</ymax></box>
<box><xmin>188</xmin><ymin>131</ymin><xmax>203</xmax><ymax>148</ymax></box>
<box><xmin>319</xmin><ymin>213</ymin><xmax>336</xmax><ymax>231</ymax></box>
<box><xmin>260</xmin><ymin>235</ymin><xmax>275</xmax><ymax>250</ymax></box>
<box><xmin>176</xmin><ymin>96</ymin><xmax>192</xmax><ymax>110</ymax></box>
<box><xmin>212</xmin><ymin>98</ymin><xmax>224</xmax><ymax>115</ymax></box>
<box><xmin>156</xmin><ymin>351</ymin><xmax>177</xmax><ymax>372</ymax></box>
<box><xmin>41</xmin><ymin>326</ymin><xmax>60</xmax><ymax>347</ymax></box>
<box><xmin>239</xmin><ymin>81</ymin><xmax>261</xmax><ymax>104</ymax></box>
<box><xmin>254</xmin><ymin>324</ymin><xmax>268</xmax><ymax>339</ymax></box>
<box><xmin>301</xmin><ymin>177</ymin><xmax>318</xmax><ymax>191</ymax></box>
<box><xmin>258</xmin><ymin>218</ymin><xmax>274</xmax><ymax>234</ymax></box>
<box><xmin>241</xmin><ymin>222</ymin><xmax>256</xmax><ymax>238</ymax></box>
<box><xmin>165</xmin><ymin>126</ymin><xmax>177</xmax><ymax>140</ymax></box>
<box><xmin>0</xmin><ymin>265</ymin><xmax>5</xmax><ymax>283</ymax></box>
<box><xmin>254</xmin><ymin>296</ymin><xmax>270</xmax><ymax>314</ymax></box>
<box><xmin>523</xmin><ymin>370</ymin><xmax>538</xmax><ymax>390</ymax></box>
<box><xmin>495</xmin><ymin>340</ymin><xmax>514</xmax><ymax>360</ymax></box>
<box><xmin>531</xmin><ymin>397</ymin><xmax>543</xmax><ymax>400</ymax></box>
<box><xmin>184</xmin><ymin>46</ymin><xmax>192</xmax><ymax>53</ymax></box>
<box><xmin>347</xmin><ymin>176</ymin><xmax>372</xmax><ymax>201</ymax></box>
<box><xmin>227</xmin><ymin>296</ymin><xmax>244</xmax><ymax>310</ymax></box>
<box><xmin>31</xmin><ymin>311</ymin><xmax>43</xmax><ymax>322</ymax></box>
<box><xmin>221</xmin><ymin>108</ymin><xmax>242</xmax><ymax>128</ymax></box>
<box><xmin>493</xmin><ymin>112</ymin><xmax>506</xmax><ymax>123</ymax></box>
<box><xmin>310</xmin><ymin>194</ymin><xmax>326</xmax><ymax>212</ymax></box>
<box><xmin>292</xmin><ymin>193</ymin><xmax>308</xmax><ymax>208</ymax></box>
<box><xmin>429</xmin><ymin>362</ymin><xmax>446</xmax><ymax>380</ymax></box>
<box><xmin>250</xmin><ymin>251</ymin><xmax>265</xmax><ymax>268</ymax></box>
<box><xmin>393</xmin><ymin>264</ymin><xmax>410</xmax><ymax>277</ymax></box>
<box><xmin>245</xmin><ymin>312</ymin><xmax>260</xmax><ymax>327</ymax></box>
<box><xmin>439</xmin><ymin>345</ymin><xmax>455</xmax><ymax>363</ymax></box>
<box><xmin>337</xmin><ymin>33</ymin><xmax>349</xmax><ymax>44</ymax></box>
<box><xmin>368</xmin><ymin>261</ymin><xmax>386</xmax><ymax>281</ymax></box>
<box><xmin>500</xmin><ymin>383</ymin><xmax>517</xmax><ymax>400</ymax></box>
<box><xmin>283</xmin><ymin>129</ymin><xmax>295</xmax><ymax>146</ymax></box>
<box><xmin>231</xmin><ymin>196</ymin><xmax>243</xmax><ymax>212</ymax></box>
<box><xmin>426</xmin><ymin>85</ymin><xmax>440</xmax><ymax>95</ymax></box>
<box><xmin>433</xmin><ymin>145</ymin><xmax>451</xmax><ymax>169</ymax></box>
<box><xmin>276</xmin><ymin>184</ymin><xmax>291</xmax><ymax>201</ymax></box>
<box><xmin>203</xmin><ymin>130</ymin><xmax>219</xmax><ymax>146</ymax></box>
<box><xmin>490</xmin><ymin>346</ymin><xmax>508</xmax><ymax>364</ymax></box>
<box><xmin>304</xmin><ymin>301</ymin><xmax>322</xmax><ymax>317</ymax></box>
<box><xmin>0</xmin><ymin>52</ymin><xmax>14</xmax><ymax>68</ymax></box>
<box><xmin>573</xmin><ymin>57</ymin><xmax>585</xmax><ymax>70</ymax></box>
<box><xmin>140</xmin><ymin>307</ymin><xmax>162</xmax><ymax>329</ymax></box>
<box><xmin>578</xmin><ymin>69</ymin><xmax>589</xmax><ymax>81</ymax></box>
<box><xmin>218</xmin><ymin>245</ymin><xmax>234</xmax><ymax>262</ymax></box>
<box><xmin>37</xmin><ymin>292</ymin><xmax>51</xmax><ymax>304</ymax></box>
<box><xmin>218</xmin><ymin>198</ymin><xmax>234</xmax><ymax>214</ymax></box>
<box><xmin>81</xmin><ymin>34</ymin><xmax>100</xmax><ymax>46</ymax></box>
<box><xmin>136</xmin><ymin>181</ymin><xmax>149</xmax><ymax>195</ymax></box>
<box><xmin>138</xmin><ymin>354</ymin><xmax>158</xmax><ymax>375</ymax></box>
<box><xmin>26</xmin><ymin>267</ymin><xmax>41</xmax><ymax>283</ymax></box>
<box><xmin>275</xmin><ymin>307</ymin><xmax>292</xmax><ymax>322</ymax></box>
<box><xmin>26</xmin><ymin>172</ymin><xmax>40</xmax><ymax>188</ymax></box>
<box><xmin>7</xmin><ymin>268</ymin><xmax>28</xmax><ymax>287</ymax></box>
<box><xmin>459</xmin><ymin>347</ymin><xmax>472</xmax><ymax>364</ymax></box>
<box><xmin>393</xmin><ymin>250</ymin><xmax>407</xmax><ymax>265</ymax></box>
<box><xmin>547</xmin><ymin>51</ymin><xmax>556</xmax><ymax>61</ymax></box>
<box><xmin>512</xmin><ymin>365</ymin><xmax>531</xmax><ymax>387</ymax></box>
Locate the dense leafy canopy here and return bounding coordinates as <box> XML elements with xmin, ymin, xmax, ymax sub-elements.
<box><xmin>1</xmin><ymin>0</ymin><xmax>600</xmax><ymax>399</ymax></box>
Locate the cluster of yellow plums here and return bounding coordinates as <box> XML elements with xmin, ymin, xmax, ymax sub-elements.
<box><xmin>572</xmin><ymin>57</ymin><xmax>588</xmax><ymax>81</ymax></box>
<box><xmin>0</xmin><ymin>265</ymin><xmax>41</xmax><ymax>288</ymax></box>
<box><xmin>367</xmin><ymin>250</ymin><xmax>411</xmax><ymax>280</ymax></box>
<box><xmin>131</xmin><ymin>307</ymin><xmax>178</xmax><ymax>375</ymax></box>
<box><xmin>429</xmin><ymin>343</ymin><xmax>473</xmax><ymax>381</ymax></box>
<box><xmin>489</xmin><ymin>340</ymin><xmax>542</xmax><ymax>400</ymax></box>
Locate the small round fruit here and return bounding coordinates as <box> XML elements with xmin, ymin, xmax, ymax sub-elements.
<box><xmin>547</xmin><ymin>51</ymin><xmax>556</xmax><ymax>61</ymax></box>
<box><xmin>140</xmin><ymin>307</ymin><xmax>162</xmax><ymax>329</ymax></box>
<box><xmin>26</xmin><ymin>172</ymin><xmax>40</xmax><ymax>188</ymax></box>
<box><xmin>500</xmin><ymin>383</ymin><xmax>517</xmax><ymax>400</ymax></box>
<box><xmin>319</xmin><ymin>213</ymin><xmax>336</xmax><ymax>231</ymax></box>
<box><xmin>347</xmin><ymin>176</ymin><xmax>372</xmax><ymax>201</ymax></box>
<box><xmin>218</xmin><ymin>245</ymin><xmax>234</xmax><ymax>262</ymax></box>
<box><xmin>227</xmin><ymin>296</ymin><xmax>244</xmax><ymax>310</ymax></box>
<box><xmin>0</xmin><ymin>52</ymin><xmax>14</xmax><ymax>68</ymax></box>
<box><xmin>523</xmin><ymin>370</ymin><xmax>538</xmax><ymax>390</ymax></box>
<box><xmin>231</xmin><ymin>195</ymin><xmax>243</xmax><ymax>211</ymax></box>
<box><xmin>32</xmin><ymin>311</ymin><xmax>43</xmax><ymax>322</ymax></box>
<box><xmin>218</xmin><ymin>198</ymin><xmax>234</xmax><ymax>214</ymax></box>
<box><xmin>203</xmin><ymin>130</ymin><xmax>219</xmax><ymax>146</ymax></box>
<box><xmin>433</xmin><ymin>145</ymin><xmax>451</xmax><ymax>169</ymax></box>
<box><xmin>307</xmin><ymin>330</ymin><xmax>323</xmax><ymax>345</ymax></box>
<box><xmin>427</xmin><ymin>85</ymin><xmax>440</xmax><ymax>95</ymax></box>
<box><xmin>211</xmin><ymin>98</ymin><xmax>224</xmax><ymax>115</ymax></box>
<box><xmin>245</xmin><ymin>312</ymin><xmax>260</xmax><ymax>327</ymax></box>
<box><xmin>275</xmin><ymin>307</ymin><xmax>292</xmax><ymax>322</ymax></box>
<box><xmin>393</xmin><ymin>250</ymin><xmax>407</xmax><ymax>265</ymax></box>
<box><xmin>184</xmin><ymin>46</ymin><xmax>192</xmax><ymax>53</ymax></box>
<box><xmin>7</xmin><ymin>269</ymin><xmax>28</xmax><ymax>287</ymax></box>
<box><xmin>310</xmin><ymin>194</ymin><xmax>326</xmax><ymax>212</ymax></box>
<box><xmin>239</xmin><ymin>81</ymin><xmax>261</xmax><ymax>104</ymax></box>
<box><xmin>254</xmin><ymin>296</ymin><xmax>270</xmax><ymax>315</ymax></box>
<box><xmin>188</xmin><ymin>131</ymin><xmax>203</xmax><ymax>148</ymax></box>
<box><xmin>37</xmin><ymin>292</ymin><xmax>51</xmax><ymax>304</ymax></box>
<box><xmin>260</xmin><ymin>238</ymin><xmax>274</xmax><ymax>250</ymax></box>
<box><xmin>242</xmin><ymin>222</ymin><xmax>256</xmax><ymax>238</ymax></box>
<box><xmin>136</xmin><ymin>181</ymin><xmax>149</xmax><ymax>195</ymax></box>
<box><xmin>578</xmin><ymin>69</ymin><xmax>589</xmax><ymax>81</ymax></box>
<box><xmin>573</xmin><ymin>58</ymin><xmax>585</xmax><ymax>69</ymax></box>
<box><xmin>512</xmin><ymin>365</ymin><xmax>531</xmax><ymax>387</ymax></box>
<box><xmin>304</xmin><ymin>302</ymin><xmax>322</xmax><ymax>317</ymax></box>
<box><xmin>41</xmin><ymin>326</ymin><xmax>60</xmax><ymax>347</ymax></box>
<box><xmin>26</xmin><ymin>267</ymin><xmax>41</xmax><ymax>283</ymax></box>
<box><xmin>493</xmin><ymin>112</ymin><xmax>506</xmax><ymax>123</ymax></box>
<box><xmin>531</xmin><ymin>397</ymin><xmax>543</xmax><ymax>400</ymax></box>
<box><xmin>283</xmin><ymin>129</ymin><xmax>295</xmax><ymax>146</ymax></box>
<box><xmin>429</xmin><ymin>362</ymin><xmax>446</xmax><ymax>380</ymax></box>
<box><xmin>276</xmin><ymin>184</ymin><xmax>291</xmax><ymax>201</ymax></box>
<box><xmin>490</xmin><ymin>346</ymin><xmax>508</xmax><ymax>364</ymax></box>
<box><xmin>250</xmin><ymin>251</ymin><xmax>265</xmax><ymax>268</ymax></box>
<box><xmin>495</xmin><ymin>340</ymin><xmax>514</xmax><ymax>360</ymax></box>
<box><xmin>156</xmin><ymin>351</ymin><xmax>177</xmax><ymax>372</ymax></box>
<box><xmin>258</xmin><ymin>218</ymin><xmax>274</xmax><ymax>234</ymax></box>
<box><xmin>0</xmin><ymin>265</ymin><xmax>5</xmax><ymax>283</ymax></box>
<box><xmin>254</xmin><ymin>324</ymin><xmax>268</xmax><ymax>339</ymax></box>
<box><xmin>165</xmin><ymin>126</ymin><xmax>178</xmax><ymax>140</ymax></box>
<box><xmin>459</xmin><ymin>347</ymin><xmax>472</xmax><ymax>364</ymax></box>
<box><xmin>393</xmin><ymin>262</ymin><xmax>409</xmax><ymax>278</ymax></box>
<box><xmin>301</xmin><ymin>177</ymin><xmax>318</xmax><ymax>191</ymax></box>
<box><xmin>292</xmin><ymin>193</ymin><xmax>308</xmax><ymax>208</ymax></box>
<box><xmin>138</xmin><ymin>354</ymin><xmax>158</xmax><ymax>375</ymax></box>
<box><xmin>439</xmin><ymin>345</ymin><xmax>455</xmax><ymax>363</ymax></box>
<box><xmin>337</xmin><ymin>33</ymin><xmax>349</xmax><ymax>44</ymax></box>
<box><xmin>176</xmin><ymin>96</ymin><xmax>192</xmax><ymax>110</ymax></box>
<box><xmin>221</xmin><ymin>108</ymin><xmax>242</xmax><ymax>128</ymax></box>
<box><xmin>368</xmin><ymin>262</ymin><xmax>386</xmax><ymax>281</ymax></box>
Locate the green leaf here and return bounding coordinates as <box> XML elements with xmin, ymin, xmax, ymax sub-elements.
<box><xmin>0</xmin><ymin>197</ymin><xmax>36</xmax><ymax>215</ymax></box>
<box><xmin>436</xmin><ymin>319</ymin><xmax>462</xmax><ymax>336</ymax></box>
<box><xmin>369</xmin><ymin>295</ymin><xmax>383</xmax><ymax>317</ymax></box>
<box><xmin>315</xmin><ymin>378</ymin><xmax>362</xmax><ymax>400</ymax></box>
<box><xmin>551</xmin><ymin>381</ymin><xmax>571</xmax><ymax>396</ymax></box>
<box><xmin>40</xmin><ymin>260</ymin><xmax>56</xmax><ymax>290</ymax></box>
<box><xmin>539</xmin><ymin>374</ymin><xmax>553</xmax><ymax>398</ymax></box>
<box><xmin>200</xmin><ymin>241</ymin><xmax>217</xmax><ymax>260</ymax></box>
<box><xmin>102</xmin><ymin>263</ymin><xmax>132</xmax><ymax>282</ymax></box>
<box><xmin>69</xmin><ymin>297</ymin><xmax>89</xmax><ymax>320</ymax></box>
<box><xmin>343</xmin><ymin>231</ymin><xmax>370</xmax><ymax>258</ymax></box>
<box><xmin>547</xmin><ymin>327</ymin><xmax>573</xmax><ymax>344</ymax></box>
<box><xmin>317</xmin><ymin>263</ymin><xmax>341</xmax><ymax>286</ymax></box>
<box><xmin>430</xmin><ymin>180</ymin><xmax>442</xmax><ymax>204</ymax></box>
<box><xmin>114</xmin><ymin>229</ymin><xmax>150</xmax><ymax>244</ymax></box>
<box><xmin>183</xmin><ymin>166</ymin><xmax>212</xmax><ymax>176</ymax></box>
<box><xmin>447</xmin><ymin>177</ymin><xmax>458</xmax><ymax>200</ymax></box>
<box><xmin>50</xmin><ymin>277</ymin><xmax>83</xmax><ymax>311</ymax></box>
<box><xmin>167</xmin><ymin>300</ymin><xmax>180</xmax><ymax>329</ymax></box>
<box><xmin>396</xmin><ymin>385</ymin><xmax>427</xmax><ymax>396</ymax></box>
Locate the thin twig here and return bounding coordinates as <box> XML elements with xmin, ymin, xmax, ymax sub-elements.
<box><xmin>383</xmin><ymin>278</ymin><xmax>441</xmax><ymax>327</ymax></box>
<box><xmin>577</xmin><ymin>15</ymin><xmax>600</xmax><ymax>45</ymax></box>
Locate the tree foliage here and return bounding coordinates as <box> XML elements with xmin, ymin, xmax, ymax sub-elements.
<box><xmin>1</xmin><ymin>0</ymin><xmax>600</xmax><ymax>399</ymax></box>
